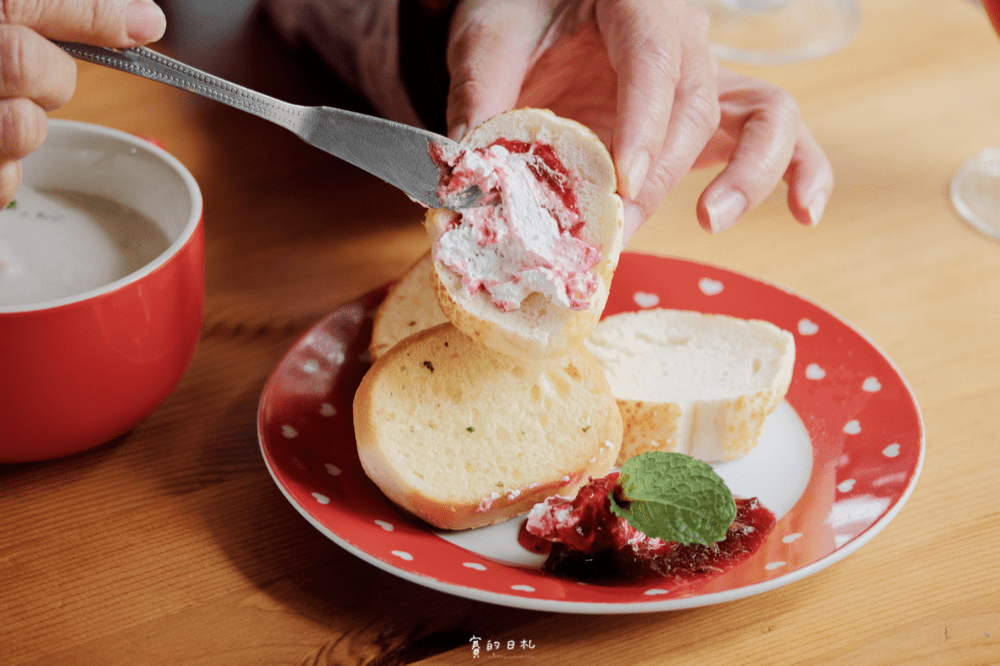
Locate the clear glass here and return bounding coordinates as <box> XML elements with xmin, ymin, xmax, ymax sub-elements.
<box><xmin>950</xmin><ymin>0</ymin><xmax>1000</xmax><ymax>240</ymax></box>
<box><xmin>951</xmin><ymin>148</ymin><xmax>1000</xmax><ymax>240</ymax></box>
<box><xmin>689</xmin><ymin>0</ymin><xmax>862</xmax><ymax>64</ymax></box>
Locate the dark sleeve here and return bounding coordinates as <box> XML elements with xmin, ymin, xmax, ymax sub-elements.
<box><xmin>398</xmin><ymin>0</ymin><xmax>460</xmax><ymax>135</ymax></box>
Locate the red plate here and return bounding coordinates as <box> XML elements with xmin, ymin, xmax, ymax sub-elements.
<box><xmin>258</xmin><ymin>253</ymin><xmax>924</xmax><ymax>613</ymax></box>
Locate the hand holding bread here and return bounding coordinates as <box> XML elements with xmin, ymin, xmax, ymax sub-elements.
<box><xmin>445</xmin><ymin>0</ymin><xmax>833</xmax><ymax>238</ymax></box>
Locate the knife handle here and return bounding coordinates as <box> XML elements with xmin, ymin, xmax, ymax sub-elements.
<box><xmin>54</xmin><ymin>41</ymin><xmax>308</xmax><ymax>134</ymax></box>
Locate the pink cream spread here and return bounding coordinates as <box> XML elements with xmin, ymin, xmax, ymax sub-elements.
<box><xmin>429</xmin><ymin>139</ymin><xmax>601</xmax><ymax>312</ymax></box>
<box><xmin>519</xmin><ymin>473</ymin><xmax>776</xmax><ymax>587</ymax></box>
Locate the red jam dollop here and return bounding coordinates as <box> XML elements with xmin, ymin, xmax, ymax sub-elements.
<box><xmin>520</xmin><ymin>473</ymin><xmax>776</xmax><ymax>588</ymax></box>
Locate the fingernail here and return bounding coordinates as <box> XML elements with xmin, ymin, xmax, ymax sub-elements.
<box><xmin>807</xmin><ymin>189</ymin><xmax>828</xmax><ymax>226</ymax></box>
<box><xmin>126</xmin><ymin>1</ymin><xmax>167</xmax><ymax>42</ymax></box>
<box><xmin>624</xmin><ymin>203</ymin><xmax>644</xmax><ymax>242</ymax></box>
<box><xmin>449</xmin><ymin>123</ymin><xmax>468</xmax><ymax>142</ymax></box>
<box><xmin>705</xmin><ymin>189</ymin><xmax>747</xmax><ymax>234</ymax></box>
<box><xmin>625</xmin><ymin>152</ymin><xmax>650</xmax><ymax>201</ymax></box>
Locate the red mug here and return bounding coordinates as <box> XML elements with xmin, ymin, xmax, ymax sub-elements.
<box><xmin>0</xmin><ymin>120</ymin><xmax>204</xmax><ymax>462</ymax></box>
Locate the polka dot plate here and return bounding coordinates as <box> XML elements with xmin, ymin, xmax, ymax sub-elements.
<box><xmin>257</xmin><ymin>252</ymin><xmax>924</xmax><ymax>613</ymax></box>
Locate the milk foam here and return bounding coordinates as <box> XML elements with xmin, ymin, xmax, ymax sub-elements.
<box><xmin>0</xmin><ymin>187</ymin><xmax>170</xmax><ymax>306</ymax></box>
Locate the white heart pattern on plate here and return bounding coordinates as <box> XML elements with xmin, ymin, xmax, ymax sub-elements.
<box><xmin>319</xmin><ymin>402</ymin><xmax>337</xmax><ymax>417</ymax></box>
<box><xmin>844</xmin><ymin>420</ymin><xmax>862</xmax><ymax>435</ymax></box>
<box><xmin>798</xmin><ymin>318</ymin><xmax>819</xmax><ymax>335</ymax></box>
<box><xmin>311</xmin><ymin>492</ymin><xmax>330</xmax><ymax>504</ymax></box>
<box><xmin>633</xmin><ymin>291</ymin><xmax>660</xmax><ymax>308</ymax></box>
<box><xmin>883</xmin><ymin>443</ymin><xmax>901</xmax><ymax>458</ymax></box>
<box><xmin>863</xmin><ymin>377</ymin><xmax>882</xmax><ymax>392</ymax></box>
<box><xmin>698</xmin><ymin>277</ymin><xmax>724</xmax><ymax>295</ymax></box>
<box><xmin>374</xmin><ymin>519</ymin><xmax>394</xmax><ymax>531</ymax></box>
<box><xmin>805</xmin><ymin>363</ymin><xmax>826</xmax><ymax>380</ymax></box>
<box><xmin>837</xmin><ymin>479</ymin><xmax>856</xmax><ymax>492</ymax></box>
<box><xmin>281</xmin><ymin>424</ymin><xmax>298</xmax><ymax>439</ymax></box>
<box><xmin>325</xmin><ymin>463</ymin><xmax>342</xmax><ymax>476</ymax></box>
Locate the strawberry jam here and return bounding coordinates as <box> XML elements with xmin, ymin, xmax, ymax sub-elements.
<box><xmin>521</xmin><ymin>473</ymin><xmax>776</xmax><ymax>587</ymax></box>
<box><xmin>490</xmin><ymin>139</ymin><xmax>581</xmax><ymax>228</ymax></box>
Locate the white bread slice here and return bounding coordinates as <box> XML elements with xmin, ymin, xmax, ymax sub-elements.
<box><xmin>584</xmin><ymin>309</ymin><xmax>795</xmax><ymax>463</ymax></box>
<box><xmin>425</xmin><ymin>108</ymin><xmax>624</xmax><ymax>362</ymax></box>
<box><xmin>369</xmin><ymin>252</ymin><xmax>447</xmax><ymax>362</ymax></box>
<box><xmin>354</xmin><ymin>322</ymin><xmax>623</xmax><ymax>530</ymax></box>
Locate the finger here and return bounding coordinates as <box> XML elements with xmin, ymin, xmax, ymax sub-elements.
<box><xmin>0</xmin><ymin>97</ymin><xmax>47</xmax><ymax>162</ymax></box>
<box><xmin>1</xmin><ymin>0</ymin><xmax>166</xmax><ymax>46</ymax></box>
<box><xmin>617</xmin><ymin>72</ymin><xmax>723</xmax><ymax>245</ymax></box>
<box><xmin>618</xmin><ymin>124</ymin><xmax>694</xmax><ymax>243</ymax></box>
<box><xmin>597</xmin><ymin>0</ymin><xmax>719</xmax><ymax>200</ymax></box>
<box><xmin>696</xmin><ymin>75</ymin><xmax>804</xmax><ymax>233</ymax></box>
<box><xmin>0</xmin><ymin>26</ymin><xmax>77</xmax><ymax>110</ymax></box>
<box><xmin>445</xmin><ymin>2</ymin><xmax>547</xmax><ymax>140</ymax></box>
<box><xmin>784</xmin><ymin>127</ymin><xmax>834</xmax><ymax>227</ymax></box>
<box><xmin>622</xmin><ymin>200</ymin><xmax>644</xmax><ymax>244</ymax></box>
<box><xmin>0</xmin><ymin>159</ymin><xmax>23</xmax><ymax>208</ymax></box>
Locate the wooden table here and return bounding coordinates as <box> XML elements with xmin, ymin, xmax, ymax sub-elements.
<box><xmin>4</xmin><ymin>0</ymin><xmax>999</xmax><ymax>663</ymax></box>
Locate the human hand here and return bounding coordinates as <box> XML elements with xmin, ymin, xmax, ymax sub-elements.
<box><xmin>445</xmin><ymin>0</ymin><xmax>833</xmax><ymax>241</ymax></box>
<box><xmin>689</xmin><ymin>68</ymin><xmax>832</xmax><ymax>236</ymax></box>
<box><xmin>0</xmin><ymin>0</ymin><xmax>166</xmax><ymax>206</ymax></box>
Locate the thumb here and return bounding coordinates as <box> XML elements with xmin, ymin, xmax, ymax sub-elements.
<box><xmin>445</xmin><ymin>2</ymin><xmax>546</xmax><ymax>140</ymax></box>
<box><xmin>8</xmin><ymin>0</ymin><xmax>166</xmax><ymax>46</ymax></box>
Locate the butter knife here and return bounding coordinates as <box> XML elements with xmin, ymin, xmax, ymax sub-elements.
<box><xmin>54</xmin><ymin>42</ymin><xmax>481</xmax><ymax>210</ymax></box>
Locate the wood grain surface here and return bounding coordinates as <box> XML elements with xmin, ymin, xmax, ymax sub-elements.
<box><xmin>3</xmin><ymin>1</ymin><xmax>999</xmax><ymax>664</ymax></box>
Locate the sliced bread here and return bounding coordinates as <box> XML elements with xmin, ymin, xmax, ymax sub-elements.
<box><xmin>425</xmin><ymin>108</ymin><xmax>623</xmax><ymax>361</ymax></box>
<box><xmin>354</xmin><ymin>322</ymin><xmax>623</xmax><ymax>530</ymax></box>
<box><xmin>369</xmin><ymin>252</ymin><xmax>447</xmax><ymax>362</ymax></box>
<box><xmin>584</xmin><ymin>309</ymin><xmax>795</xmax><ymax>463</ymax></box>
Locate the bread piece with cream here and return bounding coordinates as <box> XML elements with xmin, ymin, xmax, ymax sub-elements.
<box><xmin>354</xmin><ymin>322</ymin><xmax>623</xmax><ymax>530</ymax></box>
<box><xmin>369</xmin><ymin>252</ymin><xmax>447</xmax><ymax>362</ymax></box>
<box><xmin>425</xmin><ymin>108</ymin><xmax>623</xmax><ymax>361</ymax></box>
<box><xmin>584</xmin><ymin>309</ymin><xmax>795</xmax><ymax>463</ymax></box>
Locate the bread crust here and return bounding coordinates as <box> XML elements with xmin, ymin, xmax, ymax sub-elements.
<box><xmin>425</xmin><ymin>108</ymin><xmax>623</xmax><ymax>361</ymax></box>
<box><xmin>354</xmin><ymin>322</ymin><xmax>623</xmax><ymax>530</ymax></box>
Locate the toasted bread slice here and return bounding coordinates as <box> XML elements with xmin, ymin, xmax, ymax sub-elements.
<box><xmin>354</xmin><ymin>322</ymin><xmax>623</xmax><ymax>530</ymax></box>
<box><xmin>369</xmin><ymin>252</ymin><xmax>447</xmax><ymax>362</ymax></box>
<box><xmin>425</xmin><ymin>108</ymin><xmax>623</xmax><ymax>361</ymax></box>
<box><xmin>584</xmin><ymin>309</ymin><xmax>795</xmax><ymax>463</ymax></box>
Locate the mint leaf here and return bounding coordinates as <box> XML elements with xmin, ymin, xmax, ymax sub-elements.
<box><xmin>609</xmin><ymin>451</ymin><xmax>737</xmax><ymax>546</ymax></box>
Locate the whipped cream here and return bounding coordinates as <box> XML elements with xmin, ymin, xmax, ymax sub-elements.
<box><xmin>431</xmin><ymin>139</ymin><xmax>601</xmax><ymax>312</ymax></box>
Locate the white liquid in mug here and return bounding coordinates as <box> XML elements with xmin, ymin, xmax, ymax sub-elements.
<box><xmin>0</xmin><ymin>187</ymin><xmax>171</xmax><ymax>306</ymax></box>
